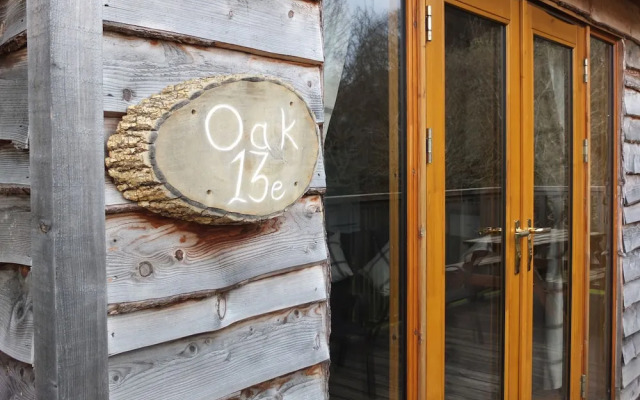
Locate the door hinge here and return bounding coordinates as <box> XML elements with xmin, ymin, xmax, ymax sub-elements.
<box><xmin>583</xmin><ymin>58</ymin><xmax>589</xmax><ymax>83</ymax></box>
<box><xmin>427</xmin><ymin>128</ymin><xmax>433</xmax><ymax>164</ymax></box>
<box><xmin>426</xmin><ymin>5</ymin><xmax>432</xmax><ymax>42</ymax></box>
<box><xmin>583</xmin><ymin>138</ymin><xmax>589</xmax><ymax>163</ymax></box>
<box><xmin>580</xmin><ymin>374</ymin><xmax>587</xmax><ymax>398</ymax></box>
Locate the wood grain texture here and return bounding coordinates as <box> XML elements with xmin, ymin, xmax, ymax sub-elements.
<box><xmin>108</xmin><ymin>265</ymin><xmax>327</xmax><ymax>355</ymax></box>
<box><xmin>102</xmin><ymin>0</ymin><xmax>322</xmax><ymax>63</ymax></box>
<box><xmin>0</xmin><ymin>350</ymin><xmax>34</xmax><ymax>399</ymax></box>
<box><xmin>103</xmin><ymin>32</ymin><xmax>323</xmax><ymax>123</ymax></box>
<box><xmin>219</xmin><ymin>364</ymin><xmax>327</xmax><ymax>400</ymax></box>
<box><xmin>0</xmin><ymin>266</ymin><xmax>31</xmax><ymax>364</ymax></box>
<box><xmin>0</xmin><ymin>48</ymin><xmax>27</xmax><ymax>147</ymax></box>
<box><xmin>624</xmin><ymin>278</ymin><xmax>640</xmax><ymax>308</ymax></box>
<box><xmin>623</xmin><ymin>354</ymin><xmax>640</xmax><ymax>388</ymax></box>
<box><xmin>624</xmin><ymin>302</ymin><xmax>640</xmax><ymax>338</ymax></box>
<box><xmin>108</xmin><ymin>302</ymin><xmax>329</xmax><ymax>400</ymax></box>
<box><xmin>625</xmin><ymin>202</ymin><xmax>640</xmax><ymax>224</ymax></box>
<box><xmin>0</xmin><ymin>0</ymin><xmax>26</xmax><ymax>49</ymax></box>
<box><xmin>623</xmin><ymin>223</ymin><xmax>640</xmax><ymax>254</ymax></box>
<box><xmin>623</xmin><ymin>331</ymin><xmax>640</xmax><ymax>365</ymax></box>
<box><xmin>624</xmin><ymin>174</ymin><xmax>640</xmax><ymax>206</ymax></box>
<box><xmin>28</xmin><ymin>0</ymin><xmax>108</xmax><ymax>397</ymax></box>
<box><xmin>623</xmin><ymin>251</ymin><xmax>640</xmax><ymax>283</ymax></box>
<box><xmin>0</xmin><ymin>195</ymin><xmax>29</xmax><ymax>265</ymax></box>
<box><xmin>0</xmin><ymin>143</ymin><xmax>28</xmax><ymax>186</ymax></box>
<box><xmin>106</xmin><ymin>195</ymin><xmax>326</xmax><ymax>305</ymax></box>
<box><xmin>622</xmin><ymin>377</ymin><xmax>640</xmax><ymax>400</ymax></box>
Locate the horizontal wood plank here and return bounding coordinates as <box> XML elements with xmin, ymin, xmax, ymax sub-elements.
<box><xmin>0</xmin><ymin>33</ymin><xmax>324</xmax><ymax>149</ymax></box>
<box><xmin>0</xmin><ymin>47</ymin><xmax>28</xmax><ymax>146</ymax></box>
<box><xmin>624</xmin><ymin>223</ymin><xmax>640</xmax><ymax>254</ymax></box>
<box><xmin>624</xmin><ymin>301</ymin><xmax>640</xmax><ymax>338</ymax></box>
<box><xmin>0</xmin><ymin>0</ymin><xmax>26</xmax><ymax>49</ymax></box>
<box><xmin>103</xmin><ymin>32</ymin><xmax>323</xmax><ymax>123</ymax></box>
<box><xmin>0</xmin><ymin>267</ymin><xmax>31</xmax><ymax>364</ymax></box>
<box><xmin>108</xmin><ymin>265</ymin><xmax>327</xmax><ymax>355</ymax></box>
<box><xmin>0</xmin><ymin>187</ymin><xmax>326</xmax><ymax>269</ymax></box>
<box><xmin>624</xmin><ymin>251</ymin><xmax>640</xmax><ymax>283</ymax></box>
<box><xmin>219</xmin><ymin>365</ymin><xmax>327</xmax><ymax>400</ymax></box>
<box><xmin>0</xmin><ymin>350</ymin><xmax>34</xmax><ymax>399</ymax></box>
<box><xmin>624</xmin><ymin>174</ymin><xmax>640</xmax><ymax>206</ymax></box>
<box><xmin>623</xmin><ymin>331</ymin><xmax>640</xmax><ymax>365</ymax></box>
<box><xmin>624</xmin><ymin>354</ymin><xmax>640</xmax><ymax>388</ymax></box>
<box><xmin>625</xmin><ymin>202</ymin><xmax>640</xmax><ymax>224</ymax></box>
<box><xmin>106</xmin><ymin>195</ymin><xmax>327</xmax><ymax>304</ymax></box>
<box><xmin>0</xmin><ymin>143</ymin><xmax>28</xmax><ymax>186</ymax></box>
<box><xmin>103</xmin><ymin>0</ymin><xmax>322</xmax><ymax>63</ymax></box>
<box><xmin>108</xmin><ymin>302</ymin><xmax>329</xmax><ymax>400</ymax></box>
<box><xmin>0</xmin><ymin>195</ymin><xmax>29</xmax><ymax>265</ymax></box>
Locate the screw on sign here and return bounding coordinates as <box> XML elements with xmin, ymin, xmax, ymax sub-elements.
<box><xmin>106</xmin><ymin>75</ymin><xmax>320</xmax><ymax>225</ymax></box>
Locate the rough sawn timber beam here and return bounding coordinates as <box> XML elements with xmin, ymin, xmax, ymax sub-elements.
<box><xmin>27</xmin><ymin>0</ymin><xmax>108</xmax><ymax>398</ymax></box>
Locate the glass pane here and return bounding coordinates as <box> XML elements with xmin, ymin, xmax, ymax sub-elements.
<box><xmin>532</xmin><ymin>36</ymin><xmax>572</xmax><ymax>399</ymax></box>
<box><xmin>323</xmin><ymin>0</ymin><xmax>406</xmax><ymax>398</ymax></box>
<box><xmin>444</xmin><ymin>6</ymin><xmax>505</xmax><ymax>399</ymax></box>
<box><xmin>588</xmin><ymin>36</ymin><xmax>613</xmax><ymax>400</ymax></box>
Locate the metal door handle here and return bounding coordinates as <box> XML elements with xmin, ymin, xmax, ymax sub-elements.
<box><xmin>526</xmin><ymin>219</ymin><xmax>551</xmax><ymax>271</ymax></box>
<box><xmin>514</xmin><ymin>220</ymin><xmax>530</xmax><ymax>274</ymax></box>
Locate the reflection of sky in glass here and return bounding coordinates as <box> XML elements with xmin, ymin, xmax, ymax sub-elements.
<box><xmin>347</xmin><ymin>0</ymin><xmax>394</xmax><ymax>14</ymax></box>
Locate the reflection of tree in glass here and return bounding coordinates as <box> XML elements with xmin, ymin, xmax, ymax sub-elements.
<box><xmin>325</xmin><ymin>9</ymin><xmax>398</xmax><ymax>196</ymax></box>
<box><xmin>533</xmin><ymin>39</ymin><xmax>571</xmax><ymax>188</ymax></box>
<box><xmin>445</xmin><ymin>9</ymin><xmax>503</xmax><ymax>191</ymax></box>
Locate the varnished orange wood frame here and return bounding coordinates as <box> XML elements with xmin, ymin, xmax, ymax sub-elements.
<box><xmin>405</xmin><ymin>0</ymin><xmax>426</xmax><ymax>399</ymax></box>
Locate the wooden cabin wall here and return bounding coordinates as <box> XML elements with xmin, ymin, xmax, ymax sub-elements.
<box><xmin>0</xmin><ymin>0</ymin><xmax>32</xmax><ymax>397</ymax></box>
<box><xmin>620</xmin><ymin>39</ymin><xmax>640</xmax><ymax>400</ymax></box>
<box><xmin>0</xmin><ymin>0</ymin><xmax>329</xmax><ymax>398</ymax></box>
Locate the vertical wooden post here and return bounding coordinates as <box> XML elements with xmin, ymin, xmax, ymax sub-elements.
<box><xmin>28</xmin><ymin>0</ymin><xmax>108</xmax><ymax>398</ymax></box>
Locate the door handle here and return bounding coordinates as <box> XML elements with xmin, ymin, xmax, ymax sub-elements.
<box><xmin>526</xmin><ymin>219</ymin><xmax>552</xmax><ymax>271</ymax></box>
<box><xmin>514</xmin><ymin>220</ymin><xmax>530</xmax><ymax>274</ymax></box>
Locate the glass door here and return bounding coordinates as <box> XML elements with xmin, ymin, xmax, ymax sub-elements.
<box><xmin>443</xmin><ymin>5</ymin><xmax>506</xmax><ymax>399</ymax></box>
<box><xmin>521</xmin><ymin>3</ymin><xmax>587</xmax><ymax>399</ymax></box>
<box><xmin>426</xmin><ymin>1</ymin><xmax>590</xmax><ymax>398</ymax></box>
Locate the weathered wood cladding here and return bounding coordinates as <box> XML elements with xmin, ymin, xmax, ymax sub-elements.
<box><xmin>0</xmin><ymin>194</ymin><xmax>29</xmax><ymax>266</ymax></box>
<box><xmin>107</xmin><ymin>265</ymin><xmax>328</xmax><ymax>355</ymax></box>
<box><xmin>0</xmin><ymin>0</ymin><xmax>25</xmax><ymax>53</ymax></box>
<box><xmin>0</xmin><ymin>33</ymin><xmax>324</xmax><ymax>150</ymax></box>
<box><xmin>621</xmin><ymin>39</ymin><xmax>640</xmax><ymax>400</ymax></box>
<box><xmin>102</xmin><ymin>0</ymin><xmax>323</xmax><ymax>64</ymax></box>
<box><xmin>0</xmin><ymin>350</ymin><xmax>34</xmax><ymax>400</ymax></box>
<box><xmin>0</xmin><ymin>264</ymin><xmax>327</xmax><ymax>362</ymax></box>
<box><xmin>219</xmin><ymin>364</ymin><xmax>327</xmax><ymax>400</ymax></box>
<box><xmin>108</xmin><ymin>302</ymin><xmax>328</xmax><ymax>400</ymax></box>
<box><xmin>0</xmin><ymin>265</ymin><xmax>31</xmax><ymax>364</ymax></box>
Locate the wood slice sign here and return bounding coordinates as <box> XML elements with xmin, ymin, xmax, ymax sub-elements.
<box><xmin>106</xmin><ymin>75</ymin><xmax>320</xmax><ymax>224</ymax></box>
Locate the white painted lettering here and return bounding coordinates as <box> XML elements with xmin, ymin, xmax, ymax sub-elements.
<box><xmin>228</xmin><ymin>150</ymin><xmax>248</xmax><ymax>204</ymax></box>
<box><xmin>248</xmin><ymin>151</ymin><xmax>269</xmax><ymax>203</ymax></box>
<box><xmin>250</xmin><ymin>123</ymin><xmax>271</xmax><ymax>150</ymax></box>
<box><xmin>280</xmin><ymin>108</ymin><xmax>298</xmax><ymax>150</ymax></box>
<box><xmin>271</xmin><ymin>181</ymin><xmax>284</xmax><ymax>201</ymax></box>
<box><xmin>205</xmin><ymin>104</ymin><xmax>243</xmax><ymax>151</ymax></box>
